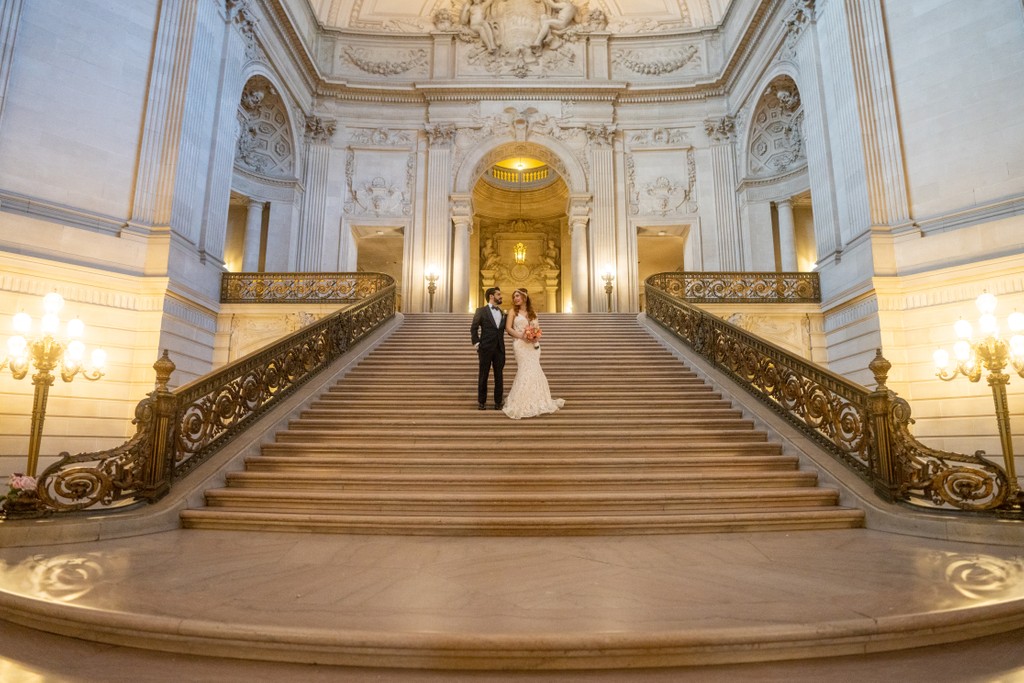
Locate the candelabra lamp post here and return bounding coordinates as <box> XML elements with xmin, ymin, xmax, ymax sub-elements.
<box><xmin>425</xmin><ymin>270</ymin><xmax>439</xmax><ymax>313</ymax></box>
<box><xmin>602</xmin><ymin>270</ymin><xmax>614</xmax><ymax>311</ymax></box>
<box><xmin>933</xmin><ymin>291</ymin><xmax>1024</xmax><ymax>502</ymax></box>
<box><xmin>1</xmin><ymin>292</ymin><xmax>106</xmax><ymax>477</ymax></box>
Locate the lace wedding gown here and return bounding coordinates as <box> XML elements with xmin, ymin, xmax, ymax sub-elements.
<box><xmin>502</xmin><ymin>314</ymin><xmax>565</xmax><ymax>420</ymax></box>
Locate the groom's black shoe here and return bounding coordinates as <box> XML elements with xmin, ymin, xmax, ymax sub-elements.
<box><xmin>494</xmin><ymin>404</ymin><xmax>503</xmax><ymax>410</ymax></box>
<box><xmin>478</xmin><ymin>403</ymin><xmax>486</xmax><ymax>410</ymax></box>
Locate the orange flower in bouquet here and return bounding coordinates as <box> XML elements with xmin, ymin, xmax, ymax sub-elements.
<box><xmin>523</xmin><ymin>326</ymin><xmax>542</xmax><ymax>348</ymax></box>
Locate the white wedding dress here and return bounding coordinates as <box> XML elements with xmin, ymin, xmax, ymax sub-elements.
<box><xmin>502</xmin><ymin>314</ymin><xmax>565</xmax><ymax>420</ymax></box>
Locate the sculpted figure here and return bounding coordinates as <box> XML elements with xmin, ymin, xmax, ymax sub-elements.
<box><xmin>532</xmin><ymin>0</ymin><xmax>577</xmax><ymax>51</ymax></box>
<box><xmin>461</xmin><ymin>0</ymin><xmax>497</xmax><ymax>53</ymax></box>
<box><xmin>482</xmin><ymin>238</ymin><xmax>500</xmax><ymax>270</ymax></box>
<box><xmin>541</xmin><ymin>239</ymin><xmax>559</xmax><ymax>269</ymax></box>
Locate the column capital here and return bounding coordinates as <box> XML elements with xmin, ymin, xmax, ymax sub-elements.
<box><xmin>425</xmin><ymin>123</ymin><xmax>456</xmax><ymax>147</ymax></box>
<box><xmin>704</xmin><ymin>116</ymin><xmax>737</xmax><ymax>143</ymax></box>
<box><xmin>304</xmin><ymin>115</ymin><xmax>336</xmax><ymax>143</ymax></box>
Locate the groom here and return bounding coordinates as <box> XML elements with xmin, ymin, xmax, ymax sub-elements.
<box><xmin>470</xmin><ymin>287</ymin><xmax>506</xmax><ymax>410</ymax></box>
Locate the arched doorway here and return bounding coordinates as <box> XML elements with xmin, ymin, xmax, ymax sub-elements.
<box><xmin>470</xmin><ymin>156</ymin><xmax>569</xmax><ymax>312</ymax></box>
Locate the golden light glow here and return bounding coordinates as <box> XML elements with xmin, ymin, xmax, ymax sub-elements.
<box><xmin>513</xmin><ymin>242</ymin><xmax>526</xmax><ymax>265</ymax></box>
<box><xmin>494</xmin><ymin>156</ymin><xmax>545</xmax><ymax>171</ymax></box>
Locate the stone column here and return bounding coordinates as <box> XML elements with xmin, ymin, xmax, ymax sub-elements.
<box><xmin>776</xmin><ymin>198</ymin><xmax>798</xmax><ymax>271</ymax></box>
<box><xmin>568</xmin><ymin>195</ymin><xmax>591</xmax><ymax>313</ymax></box>
<box><xmin>296</xmin><ymin>115</ymin><xmax>336</xmax><ymax>271</ymax></box>
<box><xmin>587</xmin><ymin>125</ymin><xmax>617</xmax><ymax>312</ymax></box>
<box><xmin>544</xmin><ymin>270</ymin><xmax>559</xmax><ymax>313</ymax></box>
<box><xmin>450</xmin><ymin>195</ymin><xmax>472</xmax><ymax>314</ymax></box>
<box><xmin>704</xmin><ymin>116</ymin><xmax>743</xmax><ymax>271</ymax></box>
<box><xmin>242</xmin><ymin>199</ymin><xmax>264</xmax><ymax>271</ymax></box>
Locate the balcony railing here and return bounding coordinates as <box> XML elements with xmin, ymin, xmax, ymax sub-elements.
<box><xmin>645</xmin><ymin>275</ymin><xmax>1019</xmax><ymax>516</ymax></box>
<box><xmin>4</xmin><ymin>275</ymin><xmax>395</xmax><ymax>517</ymax></box>
<box><xmin>647</xmin><ymin>272</ymin><xmax>821</xmax><ymax>303</ymax></box>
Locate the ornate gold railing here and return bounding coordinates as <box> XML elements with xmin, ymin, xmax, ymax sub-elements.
<box><xmin>221</xmin><ymin>272</ymin><xmax>393</xmax><ymax>303</ymax></box>
<box><xmin>5</xmin><ymin>278</ymin><xmax>395</xmax><ymax>517</ymax></box>
<box><xmin>645</xmin><ymin>277</ymin><xmax>1019</xmax><ymax>515</ymax></box>
<box><xmin>648</xmin><ymin>272</ymin><xmax>821</xmax><ymax>303</ymax></box>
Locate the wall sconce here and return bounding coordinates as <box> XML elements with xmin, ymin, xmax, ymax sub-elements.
<box><xmin>425</xmin><ymin>269</ymin><xmax>439</xmax><ymax>313</ymax></box>
<box><xmin>513</xmin><ymin>242</ymin><xmax>526</xmax><ymax>265</ymax></box>
<box><xmin>602</xmin><ymin>269</ymin><xmax>615</xmax><ymax>311</ymax></box>
<box><xmin>1</xmin><ymin>292</ymin><xmax>106</xmax><ymax>477</ymax></box>
<box><xmin>933</xmin><ymin>291</ymin><xmax>1024</xmax><ymax>502</ymax></box>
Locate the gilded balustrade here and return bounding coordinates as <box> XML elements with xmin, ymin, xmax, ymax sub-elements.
<box><xmin>645</xmin><ymin>277</ymin><xmax>1016</xmax><ymax>515</ymax></box>
<box><xmin>221</xmin><ymin>272</ymin><xmax>393</xmax><ymax>303</ymax></box>
<box><xmin>7</xmin><ymin>276</ymin><xmax>395</xmax><ymax>517</ymax></box>
<box><xmin>648</xmin><ymin>272</ymin><xmax>821</xmax><ymax>303</ymax></box>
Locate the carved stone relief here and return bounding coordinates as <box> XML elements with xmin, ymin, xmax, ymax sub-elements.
<box><xmin>626</xmin><ymin>149</ymin><xmax>697</xmax><ymax>217</ymax></box>
<box><xmin>630</xmin><ymin>128</ymin><xmax>691</xmax><ymax>147</ymax></box>
<box><xmin>444</xmin><ymin>0</ymin><xmax>604</xmax><ymax>78</ymax></box>
<box><xmin>344</xmin><ymin>148</ymin><xmax>415</xmax><ymax>217</ymax></box>
<box><xmin>748</xmin><ymin>75</ymin><xmax>805</xmax><ymax>177</ymax></box>
<box><xmin>235</xmin><ymin>76</ymin><xmax>294</xmax><ymax>177</ymax></box>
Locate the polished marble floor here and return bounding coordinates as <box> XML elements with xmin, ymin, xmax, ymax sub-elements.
<box><xmin>1</xmin><ymin>527</ymin><xmax>1023</xmax><ymax>680</ymax></box>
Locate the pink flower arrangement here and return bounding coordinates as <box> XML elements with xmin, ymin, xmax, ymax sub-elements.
<box><xmin>523</xmin><ymin>326</ymin><xmax>542</xmax><ymax>348</ymax></box>
<box><xmin>6</xmin><ymin>473</ymin><xmax>37</xmax><ymax>501</ymax></box>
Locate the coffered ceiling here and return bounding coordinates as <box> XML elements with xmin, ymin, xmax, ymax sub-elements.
<box><xmin>306</xmin><ymin>0</ymin><xmax>735</xmax><ymax>33</ymax></box>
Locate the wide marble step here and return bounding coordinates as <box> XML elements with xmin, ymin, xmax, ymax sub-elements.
<box><xmin>258</xmin><ymin>440</ymin><xmax>785</xmax><ymax>456</ymax></box>
<box><xmin>180</xmin><ymin>508</ymin><xmax>865</xmax><ymax>535</ymax></box>
<box><xmin>197</xmin><ymin>486</ymin><xmax>844</xmax><ymax>514</ymax></box>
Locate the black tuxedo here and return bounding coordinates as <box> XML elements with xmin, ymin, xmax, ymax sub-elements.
<box><xmin>471</xmin><ymin>304</ymin><xmax>507</xmax><ymax>407</ymax></box>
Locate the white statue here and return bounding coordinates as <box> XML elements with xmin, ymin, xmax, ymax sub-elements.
<box><xmin>532</xmin><ymin>0</ymin><xmax>577</xmax><ymax>51</ymax></box>
<box><xmin>461</xmin><ymin>0</ymin><xmax>498</xmax><ymax>53</ymax></box>
<box><xmin>541</xmin><ymin>239</ymin><xmax>559</xmax><ymax>269</ymax></box>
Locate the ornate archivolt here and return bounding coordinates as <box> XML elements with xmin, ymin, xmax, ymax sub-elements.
<box><xmin>747</xmin><ymin>74</ymin><xmax>805</xmax><ymax>177</ymax></box>
<box><xmin>234</xmin><ymin>76</ymin><xmax>295</xmax><ymax>178</ymax></box>
<box><xmin>451</xmin><ymin>110</ymin><xmax>591</xmax><ymax>194</ymax></box>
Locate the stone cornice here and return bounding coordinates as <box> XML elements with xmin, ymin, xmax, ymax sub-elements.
<box><xmin>415</xmin><ymin>81</ymin><xmax>628</xmax><ymax>103</ymax></box>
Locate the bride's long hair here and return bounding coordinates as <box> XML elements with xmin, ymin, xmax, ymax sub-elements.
<box><xmin>512</xmin><ymin>288</ymin><xmax>537</xmax><ymax>321</ymax></box>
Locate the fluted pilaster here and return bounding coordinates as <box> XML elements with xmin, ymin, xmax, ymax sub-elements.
<box><xmin>296</xmin><ymin>115</ymin><xmax>335</xmax><ymax>271</ymax></box>
<box><xmin>705</xmin><ymin>116</ymin><xmax>743</xmax><ymax>271</ymax></box>
<box><xmin>790</xmin><ymin>0</ymin><xmax>842</xmax><ymax>262</ymax></box>
<box><xmin>129</xmin><ymin>0</ymin><xmax>199</xmax><ymax>232</ymax></box>
<box><xmin>424</xmin><ymin>125</ymin><xmax>455</xmax><ymax>312</ymax></box>
<box><xmin>588</xmin><ymin>129</ymin><xmax>617</xmax><ymax>311</ymax></box>
<box><xmin>0</xmin><ymin>0</ymin><xmax>23</xmax><ymax>126</ymax></box>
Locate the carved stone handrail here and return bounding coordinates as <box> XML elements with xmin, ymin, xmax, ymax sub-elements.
<box><xmin>648</xmin><ymin>272</ymin><xmax>821</xmax><ymax>303</ymax></box>
<box><xmin>645</xmin><ymin>276</ymin><xmax>1019</xmax><ymax>515</ymax></box>
<box><xmin>221</xmin><ymin>272</ymin><xmax>393</xmax><ymax>303</ymax></box>
<box><xmin>8</xmin><ymin>277</ymin><xmax>396</xmax><ymax>517</ymax></box>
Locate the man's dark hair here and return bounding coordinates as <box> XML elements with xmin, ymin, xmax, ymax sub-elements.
<box><xmin>485</xmin><ymin>287</ymin><xmax>500</xmax><ymax>301</ymax></box>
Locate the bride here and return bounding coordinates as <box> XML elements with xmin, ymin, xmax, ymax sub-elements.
<box><xmin>502</xmin><ymin>288</ymin><xmax>564</xmax><ymax>419</ymax></box>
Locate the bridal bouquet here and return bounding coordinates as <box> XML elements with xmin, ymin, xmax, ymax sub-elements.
<box><xmin>523</xmin><ymin>326</ymin><xmax>542</xmax><ymax>349</ymax></box>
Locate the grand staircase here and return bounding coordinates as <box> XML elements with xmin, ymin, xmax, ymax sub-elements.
<box><xmin>180</xmin><ymin>313</ymin><xmax>864</xmax><ymax>534</ymax></box>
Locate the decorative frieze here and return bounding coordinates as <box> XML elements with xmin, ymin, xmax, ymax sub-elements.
<box><xmin>629</xmin><ymin>128</ymin><xmax>690</xmax><ymax>147</ymax></box>
<box><xmin>425</xmin><ymin>123</ymin><xmax>457</xmax><ymax>147</ymax></box>
<box><xmin>612</xmin><ymin>45</ymin><xmax>700</xmax><ymax>76</ymax></box>
<box><xmin>348</xmin><ymin>128</ymin><xmax>413</xmax><ymax>147</ymax></box>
